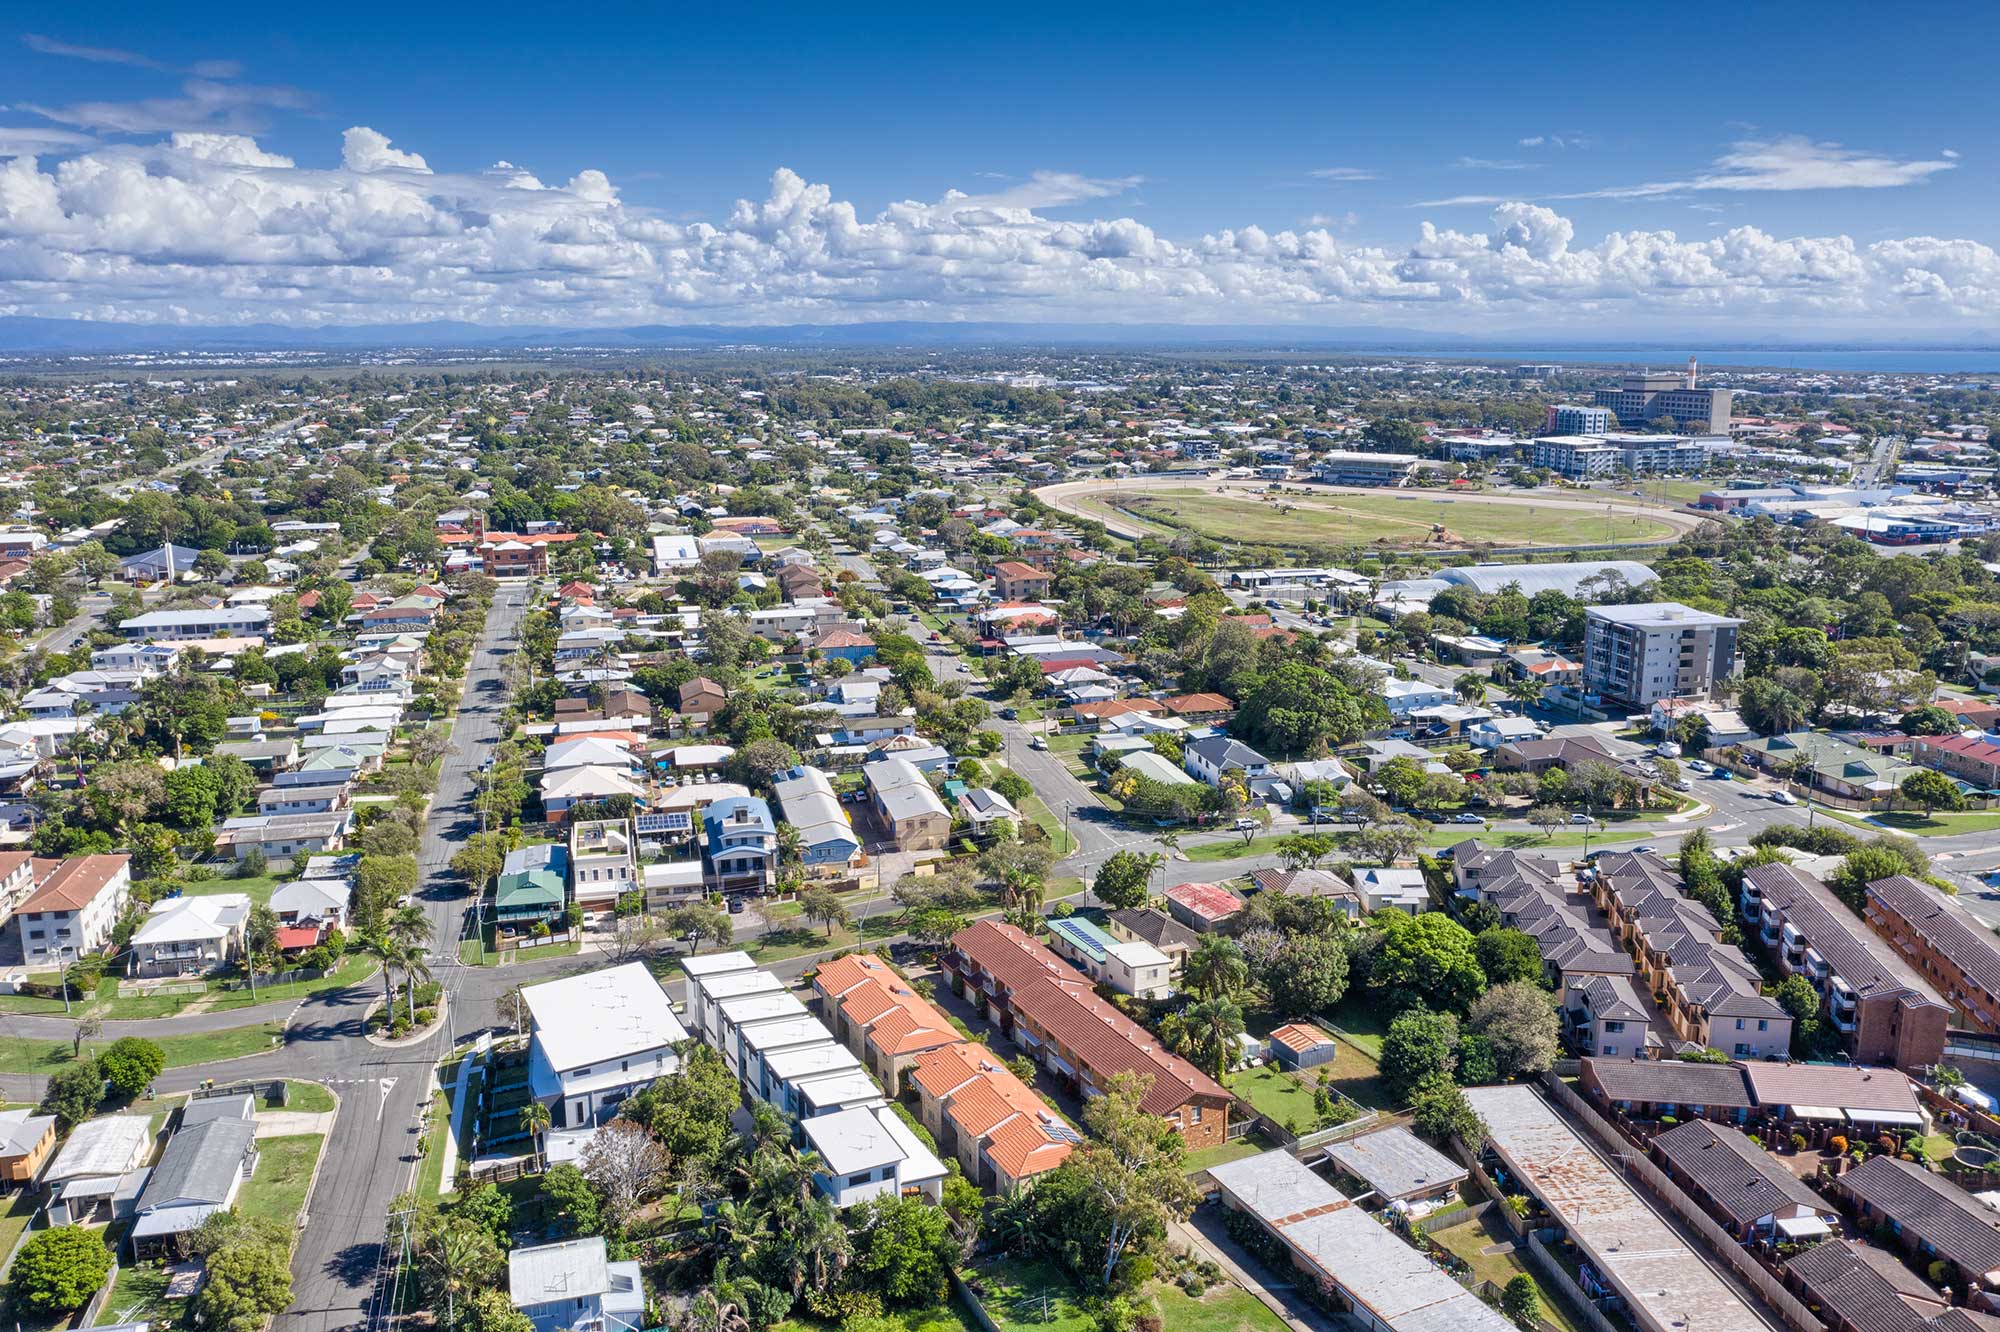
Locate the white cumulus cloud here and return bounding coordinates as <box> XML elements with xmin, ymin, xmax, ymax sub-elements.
<box><xmin>0</xmin><ymin>128</ymin><xmax>1994</xmax><ymax>332</ymax></box>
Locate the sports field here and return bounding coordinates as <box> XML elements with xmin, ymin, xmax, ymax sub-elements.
<box><xmin>1080</xmin><ymin>486</ymin><xmax>1681</xmax><ymax>552</ymax></box>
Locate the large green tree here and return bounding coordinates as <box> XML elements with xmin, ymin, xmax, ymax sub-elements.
<box><xmin>1370</xmin><ymin>912</ymin><xmax>1486</xmax><ymax>1013</ymax></box>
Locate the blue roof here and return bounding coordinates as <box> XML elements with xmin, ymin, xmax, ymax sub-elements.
<box><xmin>1047</xmin><ymin>916</ymin><xmax>1115</xmax><ymax>963</ymax></box>
<box><xmin>702</xmin><ymin>796</ymin><xmax>774</xmax><ymax>834</ymax></box>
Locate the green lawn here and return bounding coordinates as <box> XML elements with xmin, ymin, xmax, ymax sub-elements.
<box><xmin>415</xmin><ymin>1060</ymin><xmax>461</xmax><ymax>1200</ymax></box>
<box><xmin>1184</xmin><ymin>833</ymin><xmax>1284</xmax><ymax>863</ymax></box>
<box><xmin>237</xmin><ymin>1133</ymin><xmax>324</xmax><ymax>1228</ymax></box>
<box><xmin>95</xmin><ymin>1260</ymin><xmax>172</xmax><ymax>1327</ymax></box>
<box><xmin>1184</xmin><ymin>1137</ymin><xmax>1268</xmax><ymax>1173</ymax></box>
<box><xmin>0</xmin><ymin>1192</ymin><xmax>35</xmax><ymax>1272</ymax></box>
<box><xmin>993</xmin><ymin>766</ymin><xmax>1076</xmax><ymax>855</ymax></box>
<box><xmin>1228</xmin><ymin>1064</ymin><xmax>1320</xmax><ymax>1129</ymax></box>
<box><xmin>966</xmin><ymin>1255</ymin><xmax>1285</xmax><ymax>1332</ymax></box>
<box><xmin>748</xmin><ymin>923</ymin><xmax>859</xmax><ymax>963</ymax></box>
<box><xmin>0</xmin><ymin>1020</ymin><xmax>285</xmax><ymax>1074</ymax></box>
<box><xmin>179</xmin><ymin>871</ymin><xmax>288</xmax><ymax>904</ymax></box>
<box><xmin>1429</xmin><ymin>820</ymin><xmax>1674</xmax><ymax>851</ymax></box>
<box><xmin>1428</xmin><ymin>1211</ymin><xmax>1584</xmax><ymax>1332</ymax></box>
<box><xmin>1822</xmin><ymin>808</ymin><xmax>2000</xmax><ymax>837</ymax></box>
<box><xmin>283</xmin><ymin>1080</ymin><xmax>338</xmax><ymax>1114</ymax></box>
<box><xmin>0</xmin><ymin>949</ymin><xmax>371</xmax><ymax>1020</ymax></box>
<box><xmin>1324</xmin><ymin>1000</ymin><xmax>1391</xmax><ymax>1057</ymax></box>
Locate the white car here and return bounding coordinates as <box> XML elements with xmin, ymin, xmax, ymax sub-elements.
<box><xmin>1771</xmin><ymin>790</ymin><xmax>1799</xmax><ymax>806</ymax></box>
<box><xmin>1686</xmin><ymin>759</ymin><xmax>1712</xmax><ymax>774</ymax></box>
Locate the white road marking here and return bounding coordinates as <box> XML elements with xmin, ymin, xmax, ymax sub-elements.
<box><xmin>377</xmin><ymin>1077</ymin><xmax>398</xmax><ymax>1121</ymax></box>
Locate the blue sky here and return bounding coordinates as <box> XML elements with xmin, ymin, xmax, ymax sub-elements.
<box><xmin>0</xmin><ymin>2</ymin><xmax>1993</xmax><ymax>333</ymax></box>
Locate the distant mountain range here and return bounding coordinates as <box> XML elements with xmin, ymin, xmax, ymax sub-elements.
<box><xmin>0</xmin><ymin>315</ymin><xmax>1995</xmax><ymax>366</ymax></box>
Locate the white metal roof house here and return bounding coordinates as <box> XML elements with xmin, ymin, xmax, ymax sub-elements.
<box><xmin>507</xmin><ymin>1237</ymin><xmax>644</xmax><ymax>1332</ymax></box>
<box><xmin>523</xmin><ymin>963</ymin><xmax>687</xmax><ymax>1129</ymax></box>
<box><xmin>801</xmin><ymin>1104</ymin><xmax>946</xmax><ymax>1207</ymax></box>
<box><xmin>129</xmin><ymin>893</ymin><xmax>250</xmax><ymax>977</ymax></box>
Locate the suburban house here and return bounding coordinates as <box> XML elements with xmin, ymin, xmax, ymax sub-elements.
<box><xmin>942</xmin><ymin>920</ymin><xmax>1232</xmax><ymax>1150</ymax></box>
<box><xmin>41</xmin><ymin>1114</ymin><xmax>152</xmax><ymax>1224</ymax></box>
<box><xmin>508</xmin><ymin>1238</ymin><xmax>645</xmax><ymax>1332</ymax></box>
<box><xmin>1910</xmin><ymin>733</ymin><xmax>2000</xmax><ymax>789</ymax></box>
<box><xmin>129</xmin><ymin>893</ymin><xmax>250</xmax><ymax>976</ymax></box>
<box><xmin>909</xmin><ymin>1041</ymin><xmax>1077</xmax><ymax>1193</ymax></box>
<box><xmin>1784</xmin><ymin>1240</ymin><xmax>1973</xmax><ymax>1332</ymax></box>
<box><xmin>1323</xmin><ymin>1126</ymin><xmax>1468</xmax><ymax>1206</ymax></box>
<box><xmin>1105</xmin><ymin>908</ymin><xmax>1199</xmax><ymax>975</ymax></box>
<box><xmin>1831</xmin><ymin>1158</ymin><xmax>2000</xmax><ymax>1300</ymax></box>
<box><xmin>496</xmin><ymin>844</ymin><xmax>569</xmax><ymax>932</ymax></box>
<box><xmin>1164</xmin><ymin>880</ymin><xmax>1246</xmax><ymax>933</ymax></box>
<box><xmin>128</xmin><ymin>1110</ymin><xmax>259</xmax><ymax>1259</ymax></box>
<box><xmin>0</xmin><ymin>1109</ymin><xmax>56</xmax><ymax>1188</ymax></box>
<box><xmin>1182</xmin><ymin>735</ymin><xmax>1270</xmax><ymax>789</ymax></box>
<box><xmin>119</xmin><ymin>606</ymin><xmax>271</xmax><ymax>641</ymax></box>
<box><xmin>13</xmin><ymin>854</ymin><xmax>131</xmax><ymax>966</ymax></box>
<box><xmin>865</xmin><ymin>757</ymin><xmax>952</xmax><ymax>851</ymax></box>
<box><xmin>523</xmin><ymin>964</ymin><xmax>688</xmax><ymax>1129</ymax></box>
<box><xmin>702</xmin><ymin>796</ymin><xmax>777</xmax><ymax>891</ymax></box>
<box><xmin>771</xmin><ymin>767</ymin><xmax>862</xmax><ymax>871</ymax></box>
<box><xmin>217</xmin><ymin>811</ymin><xmax>350</xmax><ymax>863</ymax></box>
<box><xmin>1045</xmin><ymin>916</ymin><xmax>1173</xmax><ymax>998</ymax></box>
<box><xmin>677</xmin><ymin>677</ymin><xmax>727</xmax><ymax>731</ymax></box>
<box><xmin>992</xmin><ymin>561</ymin><xmax>1053</xmax><ymax>602</ymax></box>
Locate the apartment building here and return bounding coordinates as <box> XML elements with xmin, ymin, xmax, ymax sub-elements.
<box><xmin>1741</xmin><ymin>862</ymin><xmax>1948</xmax><ymax>1069</ymax></box>
<box><xmin>1864</xmin><ymin>873</ymin><xmax>2000</xmax><ymax>1035</ymax></box>
<box><xmin>1531</xmin><ymin>433</ymin><xmax>1710</xmax><ymax>480</ymax></box>
<box><xmin>942</xmin><ymin>920</ymin><xmax>1231</xmax><ymax>1149</ymax></box>
<box><xmin>1544</xmin><ymin>404</ymin><xmax>1613</xmax><ymax>435</ymax></box>
<box><xmin>1592</xmin><ymin>367</ymin><xmax>1734</xmax><ymax>434</ymax></box>
<box><xmin>909</xmin><ymin>1041</ymin><xmax>1077</xmax><ymax>1194</ymax></box>
<box><xmin>812</xmin><ymin>951</ymin><xmax>960</xmax><ymax>1095</ymax></box>
<box><xmin>14</xmin><ymin>855</ymin><xmax>132</xmax><ymax>966</ymax></box>
<box><xmin>991</xmin><ymin>561</ymin><xmax>1053</xmax><ymax>602</ymax></box>
<box><xmin>119</xmin><ymin>606</ymin><xmax>271</xmax><ymax>641</ymax></box>
<box><xmin>1909</xmin><ymin>732</ymin><xmax>2000</xmax><ymax>789</ymax></box>
<box><xmin>1582</xmin><ymin>601</ymin><xmax>1741</xmax><ymax>709</ymax></box>
<box><xmin>522</xmin><ymin>963</ymin><xmax>687</xmax><ymax>1128</ymax></box>
<box><xmin>1587</xmin><ymin>850</ymin><xmax>1791</xmax><ymax>1059</ymax></box>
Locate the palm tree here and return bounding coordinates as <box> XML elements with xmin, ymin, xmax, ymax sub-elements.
<box><xmin>358</xmin><ymin>931</ymin><xmax>401</xmax><ymax>1016</ymax></box>
<box><xmin>518</xmin><ymin>1102</ymin><xmax>551</xmax><ymax>1165</ymax></box>
<box><xmin>1165</xmin><ymin>996</ymin><xmax>1246</xmax><ymax>1081</ymax></box>
<box><xmin>791</xmin><ymin>1197</ymin><xmax>851</xmax><ymax>1297</ymax></box>
<box><xmin>1183</xmin><ymin>936</ymin><xmax>1249</xmax><ymax>1002</ymax></box>
<box><xmin>389</xmin><ymin>904</ymin><xmax>434</xmax><ymax>952</ymax></box>
<box><xmin>400</xmin><ymin>945</ymin><xmax>434</xmax><ymax>1024</ymax></box>
<box><xmin>775</xmin><ymin>822</ymin><xmax>804</xmax><ymax>874</ymax></box>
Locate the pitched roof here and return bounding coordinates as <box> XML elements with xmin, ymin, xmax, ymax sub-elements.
<box><xmin>1867</xmin><ymin>874</ymin><xmax>2000</xmax><ymax>1001</ymax></box>
<box><xmin>1650</xmin><ymin>1120</ymin><xmax>1832</xmax><ymax>1226</ymax></box>
<box><xmin>142</xmin><ymin>1115</ymin><xmax>256</xmax><ymax>1208</ymax></box>
<box><xmin>19</xmin><ymin>854</ymin><xmax>128</xmax><ymax>914</ymax></box>
<box><xmin>1106</xmin><ymin>907</ymin><xmax>1199</xmax><ymax>953</ymax></box>
<box><xmin>1165</xmin><ymin>880</ymin><xmax>1246</xmax><ymax>923</ymax></box>
<box><xmin>815</xmin><ymin>953</ymin><xmax>957</xmax><ymax>1057</ymax></box>
<box><xmin>1837</xmin><ymin>1157</ymin><xmax>2000</xmax><ymax>1279</ymax></box>
<box><xmin>1737</xmin><ymin>1062</ymin><xmax>1923</xmax><ymax>1117</ymax></box>
<box><xmin>1785</xmin><ymin>1240</ymin><xmax>1947</xmax><ymax>1332</ymax></box>
<box><xmin>1582</xmin><ymin>1057</ymin><xmax>1756</xmax><ymax>1109</ymax></box>
<box><xmin>948</xmin><ymin>919</ymin><xmax>1227</xmax><ymax>1116</ymax></box>
<box><xmin>1270</xmin><ymin>1023</ymin><xmax>1337</xmax><ymax>1054</ymax></box>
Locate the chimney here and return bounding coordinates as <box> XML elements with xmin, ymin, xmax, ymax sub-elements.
<box><xmin>1686</xmin><ymin>356</ymin><xmax>1698</xmax><ymax>389</ymax></box>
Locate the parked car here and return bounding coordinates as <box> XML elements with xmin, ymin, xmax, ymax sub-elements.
<box><xmin>1233</xmin><ymin>817</ymin><xmax>1261</xmax><ymax>831</ymax></box>
<box><xmin>1632</xmin><ymin>846</ymin><xmax>1657</xmax><ymax>856</ymax></box>
<box><xmin>726</xmin><ymin>898</ymin><xmax>746</xmax><ymax>914</ymax></box>
<box><xmin>1569</xmin><ymin>813</ymin><xmax>1595</xmax><ymax>825</ymax></box>
<box><xmin>1451</xmin><ymin>813</ymin><xmax>1485</xmax><ymax>825</ymax></box>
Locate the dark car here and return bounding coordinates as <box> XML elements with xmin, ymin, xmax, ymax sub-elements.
<box><xmin>998</xmin><ymin>707</ymin><xmax>1018</xmax><ymax>720</ymax></box>
<box><xmin>726</xmin><ymin>898</ymin><xmax>746</xmax><ymax>914</ymax></box>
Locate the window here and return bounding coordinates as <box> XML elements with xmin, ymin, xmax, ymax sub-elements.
<box><xmin>1735</xmin><ymin>1019</ymin><xmax>1745</xmax><ymax>1030</ymax></box>
<box><xmin>1757</xmin><ymin>1020</ymin><xmax>1768</xmax><ymax>1031</ymax></box>
<box><xmin>1604</xmin><ymin>1045</ymin><xmax>1619</xmax><ymax>1056</ymax></box>
<box><xmin>848</xmin><ymin>1173</ymin><xmax>870</xmax><ymax>1187</ymax></box>
<box><xmin>1191</xmin><ymin>1105</ymin><xmax>1202</xmax><ymax>1123</ymax></box>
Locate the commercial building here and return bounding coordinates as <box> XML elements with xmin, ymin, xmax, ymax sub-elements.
<box><xmin>1742</xmin><ymin>862</ymin><xmax>1949</xmax><ymax>1069</ymax></box>
<box><xmin>1592</xmin><ymin>366</ymin><xmax>1734</xmax><ymax>435</ymax></box>
<box><xmin>1207</xmin><ymin>1149</ymin><xmax>1516</xmax><ymax>1332</ymax></box>
<box><xmin>942</xmin><ymin>920</ymin><xmax>1231</xmax><ymax>1149</ymax></box>
<box><xmin>1582</xmin><ymin>601</ymin><xmax>1740</xmax><ymax>709</ymax></box>
<box><xmin>523</xmin><ymin>963</ymin><xmax>688</xmax><ymax>1128</ymax></box>
<box><xmin>1308</xmin><ymin>450</ymin><xmax>1420</xmax><ymax>487</ymax></box>
<box><xmin>1864</xmin><ymin>873</ymin><xmax>2000</xmax><ymax>1036</ymax></box>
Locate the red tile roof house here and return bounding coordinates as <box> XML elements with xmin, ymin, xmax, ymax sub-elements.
<box><xmin>812</xmin><ymin>952</ymin><xmax>961</xmax><ymax>1095</ymax></box>
<box><xmin>910</xmin><ymin>1040</ymin><xmax>1075</xmax><ymax>1193</ymax></box>
<box><xmin>1161</xmin><ymin>693</ymin><xmax>1235</xmax><ymax>722</ymax></box>
<box><xmin>941</xmin><ymin>920</ymin><xmax>1231</xmax><ymax>1151</ymax></box>
<box><xmin>1911</xmin><ymin>733</ymin><xmax>2000</xmax><ymax>789</ymax></box>
<box><xmin>992</xmin><ymin>561</ymin><xmax>1054</xmax><ymax>602</ymax></box>
<box><xmin>1165</xmin><ymin>881</ymin><xmax>1247</xmax><ymax>933</ymax></box>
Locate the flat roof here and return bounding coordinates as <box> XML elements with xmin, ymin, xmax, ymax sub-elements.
<box><xmin>522</xmin><ymin>962</ymin><xmax>687</xmax><ymax>1073</ymax></box>
<box><xmin>1324</xmin><ymin>1127</ymin><xmax>1468</xmax><ymax>1201</ymax></box>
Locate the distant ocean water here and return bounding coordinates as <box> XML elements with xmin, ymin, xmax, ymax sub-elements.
<box><xmin>1419</xmin><ymin>344</ymin><xmax>2000</xmax><ymax>375</ymax></box>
